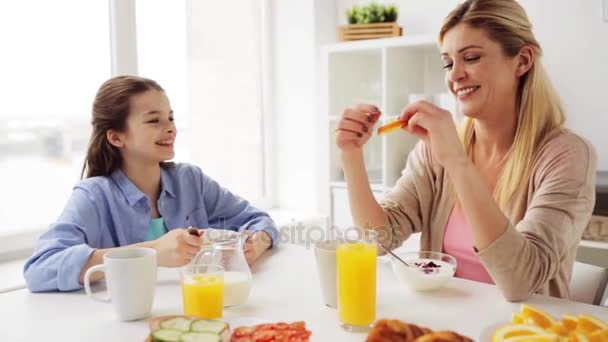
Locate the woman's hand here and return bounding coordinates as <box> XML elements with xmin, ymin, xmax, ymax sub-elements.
<box><xmin>335</xmin><ymin>104</ymin><xmax>381</xmax><ymax>152</ymax></box>
<box><xmin>243</xmin><ymin>230</ymin><xmax>271</xmax><ymax>265</ymax></box>
<box><xmin>151</xmin><ymin>228</ymin><xmax>205</xmax><ymax>267</ymax></box>
<box><xmin>400</xmin><ymin>101</ymin><xmax>467</xmax><ymax>169</ymax></box>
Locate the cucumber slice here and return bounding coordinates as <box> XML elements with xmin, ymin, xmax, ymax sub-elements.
<box><xmin>180</xmin><ymin>332</ymin><xmax>220</xmax><ymax>342</ymax></box>
<box><xmin>160</xmin><ymin>317</ymin><xmax>194</xmax><ymax>332</ymax></box>
<box><xmin>152</xmin><ymin>329</ymin><xmax>184</xmax><ymax>342</ymax></box>
<box><xmin>190</xmin><ymin>320</ymin><xmax>227</xmax><ymax>334</ymax></box>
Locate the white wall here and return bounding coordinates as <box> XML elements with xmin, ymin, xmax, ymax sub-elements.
<box><xmin>518</xmin><ymin>0</ymin><xmax>608</xmax><ymax>170</ymax></box>
<box><xmin>336</xmin><ymin>0</ymin><xmax>608</xmax><ymax>170</ymax></box>
<box><xmin>187</xmin><ymin>1</ymin><xmax>267</xmax><ymax>203</ymax></box>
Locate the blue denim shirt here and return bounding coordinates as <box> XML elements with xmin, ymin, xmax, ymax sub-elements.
<box><xmin>24</xmin><ymin>163</ymin><xmax>278</xmax><ymax>292</ymax></box>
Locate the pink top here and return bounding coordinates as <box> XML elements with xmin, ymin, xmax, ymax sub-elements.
<box><xmin>442</xmin><ymin>205</ymin><xmax>495</xmax><ymax>284</ymax></box>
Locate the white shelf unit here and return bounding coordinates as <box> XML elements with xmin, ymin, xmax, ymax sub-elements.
<box><xmin>323</xmin><ymin>35</ymin><xmax>446</xmax><ymax>233</ymax></box>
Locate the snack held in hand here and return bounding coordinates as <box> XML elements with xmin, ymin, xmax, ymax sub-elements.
<box><xmin>377</xmin><ymin>119</ymin><xmax>406</xmax><ymax>135</ymax></box>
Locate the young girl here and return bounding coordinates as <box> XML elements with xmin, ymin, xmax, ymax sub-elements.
<box><xmin>24</xmin><ymin>75</ymin><xmax>278</xmax><ymax>292</ymax></box>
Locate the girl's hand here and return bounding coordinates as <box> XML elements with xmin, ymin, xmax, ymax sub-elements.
<box><xmin>151</xmin><ymin>228</ymin><xmax>205</xmax><ymax>267</ymax></box>
<box><xmin>400</xmin><ymin>101</ymin><xmax>467</xmax><ymax>169</ymax></box>
<box><xmin>242</xmin><ymin>230</ymin><xmax>271</xmax><ymax>265</ymax></box>
<box><xmin>335</xmin><ymin>104</ymin><xmax>381</xmax><ymax>152</ymax></box>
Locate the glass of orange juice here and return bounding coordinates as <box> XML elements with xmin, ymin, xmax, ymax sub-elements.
<box><xmin>180</xmin><ymin>263</ymin><xmax>224</xmax><ymax>319</ymax></box>
<box><xmin>337</xmin><ymin>229</ymin><xmax>378</xmax><ymax>332</ymax></box>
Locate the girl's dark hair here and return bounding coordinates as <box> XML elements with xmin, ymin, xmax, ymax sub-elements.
<box><xmin>81</xmin><ymin>75</ymin><xmax>164</xmax><ymax>179</ymax></box>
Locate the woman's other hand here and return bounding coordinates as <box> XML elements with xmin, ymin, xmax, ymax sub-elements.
<box><xmin>335</xmin><ymin>104</ymin><xmax>381</xmax><ymax>152</ymax></box>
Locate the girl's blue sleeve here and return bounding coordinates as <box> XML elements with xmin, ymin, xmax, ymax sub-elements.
<box><xmin>200</xmin><ymin>169</ymin><xmax>279</xmax><ymax>248</ymax></box>
<box><xmin>23</xmin><ymin>187</ymin><xmax>101</xmax><ymax>292</ymax></box>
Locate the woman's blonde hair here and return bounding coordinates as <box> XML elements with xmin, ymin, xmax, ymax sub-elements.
<box><xmin>439</xmin><ymin>0</ymin><xmax>565</xmax><ymax>210</ymax></box>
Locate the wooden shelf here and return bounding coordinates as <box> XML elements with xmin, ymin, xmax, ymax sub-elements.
<box><xmin>323</xmin><ymin>34</ymin><xmax>437</xmax><ymax>53</ymax></box>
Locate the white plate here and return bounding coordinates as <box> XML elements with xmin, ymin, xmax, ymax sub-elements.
<box><xmin>226</xmin><ymin>316</ymin><xmax>268</xmax><ymax>329</ymax></box>
<box><xmin>478</xmin><ymin>321</ymin><xmax>506</xmax><ymax>341</ymax></box>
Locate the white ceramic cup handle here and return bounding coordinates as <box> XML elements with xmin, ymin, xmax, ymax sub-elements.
<box><xmin>84</xmin><ymin>264</ymin><xmax>110</xmax><ymax>302</ymax></box>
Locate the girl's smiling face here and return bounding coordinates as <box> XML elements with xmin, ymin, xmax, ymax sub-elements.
<box><xmin>112</xmin><ymin>89</ymin><xmax>177</xmax><ymax>165</ymax></box>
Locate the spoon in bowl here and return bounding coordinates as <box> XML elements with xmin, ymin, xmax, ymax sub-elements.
<box><xmin>378</xmin><ymin>242</ymin><xmax>414</xmax><ymax>268</ymax></box>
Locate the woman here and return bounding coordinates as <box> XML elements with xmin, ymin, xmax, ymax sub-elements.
<box><xmin>335</xmin><ymin>0</ymin><xmax>596</xmax><ymax>301</ymax></box>
<box><xmin>25</xmin><ymin>75</ymin><xmax>278</xmax><ymax>292</ymax></box>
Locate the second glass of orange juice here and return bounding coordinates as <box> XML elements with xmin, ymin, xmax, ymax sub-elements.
<box><xmin>181</xmin><ymin>264</ymin><xmax>224</xmax><ymax>319</ymax></box>
<box><xmin>337</xmin><ymin>229</ymin><xmax>378</xmax><ymax>331</ymax></box>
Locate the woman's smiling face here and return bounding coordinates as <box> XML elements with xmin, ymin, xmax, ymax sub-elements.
<box><xmin>441</xmin><ymin>23</ymin><xmax>522</xmax><ymax>120</ymax></box>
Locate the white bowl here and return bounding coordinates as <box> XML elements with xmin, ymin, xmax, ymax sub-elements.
<box><xmin>390</xmin><ymin>251</ymin><xmax>457</xmax><ymax>292</ymax></box>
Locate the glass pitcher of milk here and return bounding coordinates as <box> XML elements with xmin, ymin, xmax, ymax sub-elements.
<box><xmin>192</xmin><ymin>229</ymin><xmax>253</xmax><ymax>307</ymax></box>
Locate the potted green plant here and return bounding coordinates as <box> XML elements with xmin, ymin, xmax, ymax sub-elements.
<box><xmin>346</xmin><ymin>3</ymin><xmax>398</xmax><ymax>24</ymax></box>
<box><xmin>341</xmin><ymin>3</ymin><xmax>401</xmax><ymax>41</ymax></box>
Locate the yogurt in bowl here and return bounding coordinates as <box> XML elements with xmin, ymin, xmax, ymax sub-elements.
<box><xmin>390</xmin><ymin>251</ymin><xmax>457</xmax><ymax>291</ymax></box>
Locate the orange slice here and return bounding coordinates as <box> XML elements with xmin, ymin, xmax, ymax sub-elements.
<box><xmin>512</xmin><ymin>312</ymin><xmax>526</xmax><ymax>324</ymax></box>
<box><xmin>503</xmin><ymin>334</ymin><xmax>560</xmax><ymax>342</ymax></box>
<box><xmin>589</xmin><ymin>329</ymin><xmax>608</xmax><ymax>342</ymax></box>
<box><xmin>492</xmin><ymin>324</ymin><xmax>548</xmax><ymax>342</ymax></box>
<box><xmin>548</xmin><ymin>322</ymin><xmax>569</xmax><ymax>337</ymax></box>
<box><xmin>562</xmin><ymin>315</ymin><xmax>578</xmax><ymax>331</ymax></box>
<box><xmin>521</xmin><ymin>304</ymin><xmax>556</xmax><ymax>329</ymax></box>
<box><xmin>577</xmin><ymin>314</ymin><xmax>608</xmax><ymax>333</ymax></box>
<box><xmin>569</xmin><ymin>331</ymin><xmax>591</xmax><ymax>342</ymax></box>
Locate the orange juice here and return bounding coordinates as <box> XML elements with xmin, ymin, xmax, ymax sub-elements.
<box><xmin>337</xmin><ymin>241</ymin><xmax>377</xmax><ymax>328</ymax></box>
<box><xmin>181</xmin><ymin>273</ymin><xmax>224</xmax><ymax>319</ymax></box>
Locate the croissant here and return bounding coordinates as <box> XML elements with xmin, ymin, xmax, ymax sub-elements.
<box><xmin>366</xmin><ymin>319</ymin><xmax>433</xmax><ymax>342</ymax></box>
<box><xmin>412</xmin><ymin>331</ymin><xmax>474</xmax><ymax>342</ymax></box>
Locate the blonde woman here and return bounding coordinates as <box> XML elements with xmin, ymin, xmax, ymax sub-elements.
<box><xmin>335</xmin><ymin>0</ymin><xmax>596</xmax><ymax>301</ymax></box>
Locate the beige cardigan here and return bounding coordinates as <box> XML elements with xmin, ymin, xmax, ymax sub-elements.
<box><xmin>379</xmin><ymin>130</ymin><xmax>597</xmax><ymax>301</ymax></box>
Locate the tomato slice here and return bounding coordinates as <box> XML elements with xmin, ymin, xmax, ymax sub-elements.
<box><xmin>294</xmin><ymin>330</ymin><xmax>312</xmax><ymax>339</ymax></box>
<box><xmin>233</xmin><ymin>326</ymin><xmax>255</xmax><ymax>337</ymax></box>
<box><xmin>288</xmin><ymin>321</ymin><xmax>306</xmax><ymax>331</ymax></box>
<box><xmin>274</xmin><ymin>322</ymin><xmax>289</xmax><ymax>330</ymax></box>
<box><xmin>254</xmin><ymin>323</ymin><xmax>276</xmax><ymax>331</ymax></box>
<box><xmin>252</xmin><ymin>330</ymin><xmax>276</xmax><ymax>342</ymax></box>
<box><xmin>287</xmin><ymin>329</ymin><xmax>312</xmax><ymax>342</ymax></box>
<box><xmin>273</xmin><ymin>330</ymin><xmax>290</xmax><ymax>340</ymax></box>
<box><xmin>231</xmin><ymin>338</ymin><xmax>252</xmax><ymax>342</ymax></box>
<box><xmin>232</xmin><ymin>321</ymin><xmax>311</xmax><ymax>342</ymax></box>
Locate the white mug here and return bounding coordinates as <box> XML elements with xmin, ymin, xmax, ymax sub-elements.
<box><xmin>84</xmin><ymin>247</ymin><xmax>157</xmax><ymax>321</ymax></box>
<box><xmin>313</xmin><ymin>240</ymin><xmax>338</xmax><ymax>308</ymax></box>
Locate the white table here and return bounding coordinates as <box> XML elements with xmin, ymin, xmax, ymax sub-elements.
<box><xmin>1</xmin><ymin>244</ymin><xmax>607</xmax><ymax>341</ymax></box>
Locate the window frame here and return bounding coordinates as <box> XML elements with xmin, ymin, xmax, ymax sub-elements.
<box><xmin>253</xmin><ymin>0</ymin><xmax>276</xmax><ymax>209</ymax></box>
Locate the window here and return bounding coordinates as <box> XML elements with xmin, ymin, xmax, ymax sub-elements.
<box><xmin>0</xmin><ymin>0</ymin><xmax>272</xmax><ymax>259</ymax></box>
<box><xmin>187</xmin><ymin>1</ymin><xmax>270</xmax><ymax>206</ymax></box>
<box><xmin>135</xmin><ymin>1</ymin><xmax>190</xmax><ymax>162</ymax></box>
<box><xmin>0</xmin><ymin>1</ymin><xmax>110</xmax><ymax>240</ymax></box>
<box><xmin>136</xmin><ymin>0</ymin><xmax>271</xmax><ymax>207</ymax></box>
